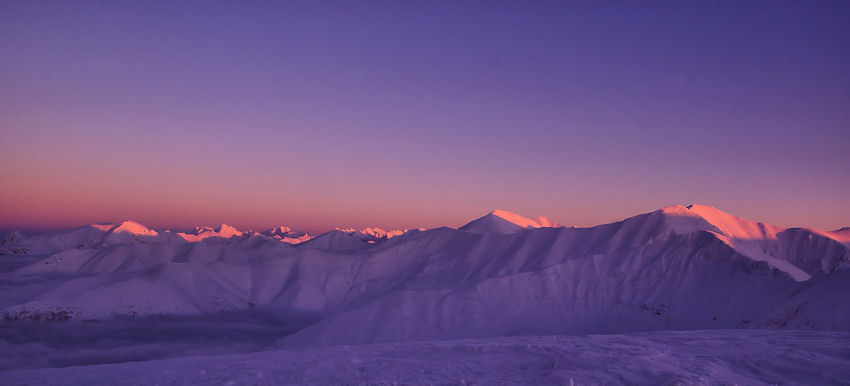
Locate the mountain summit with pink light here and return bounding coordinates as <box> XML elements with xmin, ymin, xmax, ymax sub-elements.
<box><xmin>460</xmin><ymin>209</ymin><xmax>562</xmax><ymax>235</ymax></box>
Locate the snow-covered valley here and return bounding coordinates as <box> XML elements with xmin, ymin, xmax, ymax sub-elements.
<box><xmin>4</xmin><ymin>330</ymin><xmax>850</xmax><ymax>385</ymax></box>
<box><xmin>1</xmin><ymin>204</ymin><xmax>848</xmax><ymax>383</ymax></box>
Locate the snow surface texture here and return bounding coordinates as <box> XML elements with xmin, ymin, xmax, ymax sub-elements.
<box><xmin>1</xmin><ymin>204</ymin><xmax>849</xmax><ymax>382</ymax></box>
<box><xmin>3</xmin><ymin>330</ymin><xmax>849</xmax><ymax>385</ymax></box>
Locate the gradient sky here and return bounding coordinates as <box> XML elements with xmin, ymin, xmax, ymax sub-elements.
<box><xmin>1</xmin><ymin>0</ymin><xmax>848</xmax><ymax>233</ymax></box>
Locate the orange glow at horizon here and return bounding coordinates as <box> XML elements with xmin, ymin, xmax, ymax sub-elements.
<box><xmin>1</xmin><ymin>1</ymin><xmax>848</xmax><ymax>234</ymax></box>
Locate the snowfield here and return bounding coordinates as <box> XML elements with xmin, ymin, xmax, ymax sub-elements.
<box><xmin>3</xmin><ymin>330</ymin><xmax>849</xmax><ymax>385</ymax></box>
<box><xmin>1</xmin><ymin>205</ymin><xmax>849</xmax><ymax>383</ymax></box>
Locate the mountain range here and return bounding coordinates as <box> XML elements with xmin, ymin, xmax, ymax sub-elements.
<box><xmin>1</xmin><ymin>205</ymin><xmax>848</xmax><ymax>347</ymax></box>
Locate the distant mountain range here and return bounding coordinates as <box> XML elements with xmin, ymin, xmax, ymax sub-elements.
<box><xmin>1</xmin><ymin>205</ymin><xmax>848</xmax><ymax>346</ymax></box>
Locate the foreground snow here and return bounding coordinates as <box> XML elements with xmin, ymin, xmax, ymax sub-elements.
<box><xmin>3</xmin><ymin>330</ymin><xmax>848</xmax><ymax>385</ymax></box>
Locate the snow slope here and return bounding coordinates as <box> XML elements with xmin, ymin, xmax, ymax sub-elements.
<box><xmin>3</xmin><ymin>330</ymin><xmax>849</xmax><ymax>385</ymax></box>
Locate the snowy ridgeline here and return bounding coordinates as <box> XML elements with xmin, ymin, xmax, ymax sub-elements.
<box><xmin>3</xmin><ymin>330</ymin><xmax>850</xmax><ymax>385</ymax></box>
<box><xmin>0</xmin><ymin>204</ymin><xmax>849</xmax><ymax>378</ymax></box>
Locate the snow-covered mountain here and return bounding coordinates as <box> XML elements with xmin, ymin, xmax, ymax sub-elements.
<box><xmin>260</xmin><ymin>226</ymin><xmax>312</xmax><ymax>244</ymax></box>
<box><xmin>293</xmin><ymin>227</ymin><xmax>414</xmax><ymax>250</ymax></box>
<box><xmin>459</xmin><ymin>209</ymin><xmax>562</xmax><ymax>234</ymax></box>
<box><xmin>1</xmin><ymin>205</ymin><xmax>847</xmax><ymax>347</ymax></box>
<box><xmin>353</xmin><ymin>227</ymin><xmax>407</xmax><ymax>241</ymax></box>
<box><xmin>0</xmin><ymin>221</ymin><xmax>177</xmax><ymax>255</ymax></box>
<box><xmin>177</xmin><ymin>224</ymin><xmax>243</xmax><ymax>242</ymax></box>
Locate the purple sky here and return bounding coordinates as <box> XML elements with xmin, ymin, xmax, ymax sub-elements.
<box><xmin>1</xmin><ymin>1</ymin><xmax>848</xmax><ymax>233</ymax></box>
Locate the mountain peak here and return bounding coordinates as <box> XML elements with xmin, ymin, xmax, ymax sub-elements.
<box><xmin>267</xmin><ymin>226</ymin><xmax>292</xmax><ymax>235</ymax></box>
<box><xmin>359</xmin><ymin>227</ymin><xmax>405</xmax><ymax>239</ymax></box>
<box><xmin>655</xmin><ymin>204</ymin><xmax>812</xmax><ymax>281</ymax></box>
<box><xmin>177</xmin><ymin>223</ymin><xmax>242</xmax><ymax>242</ymax></box>
<box><xmin>216</xmin><ymin>224</ymin><xmax>241</xmax><ymax>236</ymax></box>
<box><xmin>488</xmin><ymin>210</ymin><xmax>561</xmax><ymax>229</ymax></box>
<box><xmin>260</xmin><ymin>226</ymin><xmax>311</xmax><ymax>244</ymax></box>
<box><xmin>658</xmin><ymin>204</ymin><xmax>778</xmax><ymax>239</ymax></box>
<box><xmin>110</xmin><ymin>221</ymin><xmax>158</xmax><ymax>237</ymax></box>
<box><xmin>461</xmin><ymin>210</ymin><xmax>561</xmax><ymax>234</ymax></box>
<box><xmin>691</xmin><ymin>205</ymin><xmax>783</xmax><ymax>238</ymax></box>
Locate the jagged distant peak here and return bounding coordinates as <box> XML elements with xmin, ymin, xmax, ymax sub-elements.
<box><xmin>260</xmin><ymin>226</ymin><xmax>311</xmax><ymax>244</ymax></box>
<box><xmin>184</xmin><ymin>223</ymin><xmax>241</xmax><ymax>235</ymax></box>
<box><xmin>333</xmin><ymin>227</ymin><xmax>406</xmax><ymax>239</ymax></box>
<box><xmin>360</xmin><ymin>227</ymin><xmax>405</xmax><ymax>239</ymax></box>
<box><xmin>266</xmin><ymin>226</ymin><xmax>292</xmax><ymax>235</ymax></box>
<box><xmin>176</xmin><ymin>223</ymin><xmax>242</xmax><ymax>242</ymax></box>
<box><xmin>215</xmin><ymin>224</ymin><xmax>241</xmax><ymax>235</ymax></box>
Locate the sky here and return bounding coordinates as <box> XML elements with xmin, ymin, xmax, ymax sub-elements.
<box><xmin>1</xmin><ymin>0</ymin><xmax>848</xmax><ymax>233</ymax></box>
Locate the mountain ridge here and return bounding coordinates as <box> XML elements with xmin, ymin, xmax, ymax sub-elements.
<box><xmin>1</xmin><ymin>204</ymin><xmax>847</xmax><ymax>346</ymax></box>
<box><xmin>460</xmin><ymin>209</ymin><xmax>562</xmax><ymax>235</ymax></box>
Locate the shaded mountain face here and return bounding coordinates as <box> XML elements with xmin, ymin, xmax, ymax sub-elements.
<box><xmin>1</xmin><ymin>205</ymin><xmax>847</xmax><ymax>346</ymax></box>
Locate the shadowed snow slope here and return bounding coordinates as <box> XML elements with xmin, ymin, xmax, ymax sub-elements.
<box><xmin>1</xmin><ymin>205</ymin><xmax>848</xmax><ymax>348</ymax></box>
